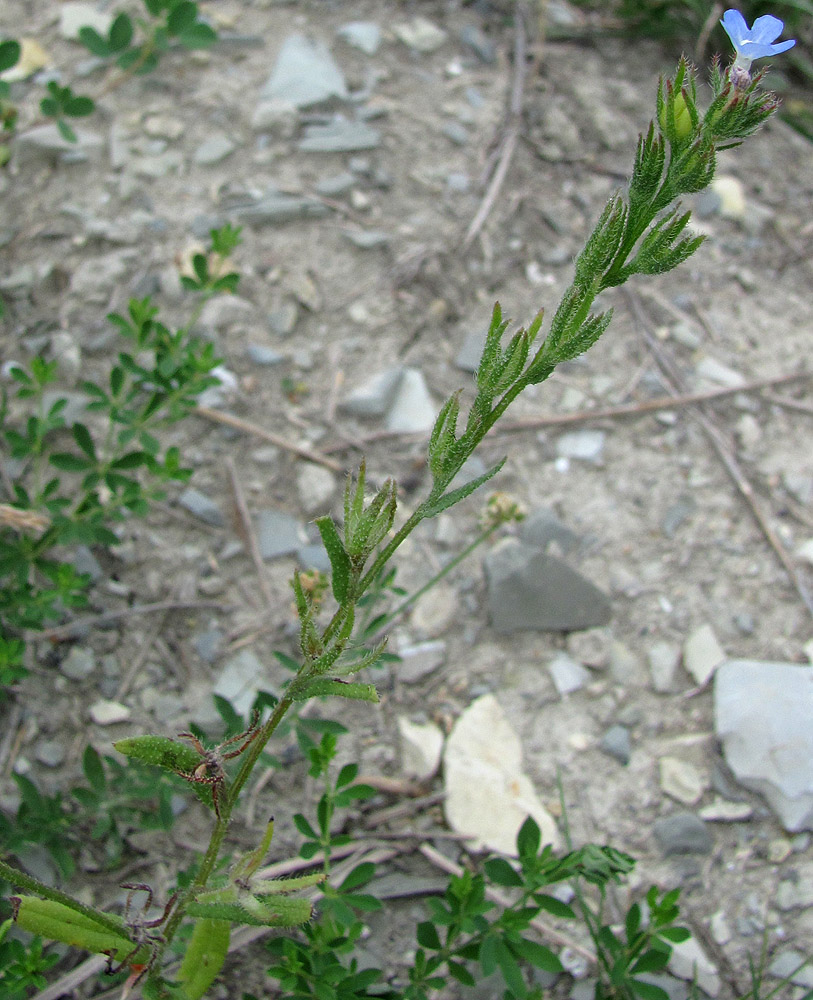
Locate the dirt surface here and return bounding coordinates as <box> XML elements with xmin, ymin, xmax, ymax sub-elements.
<box><xmin>1</xmin><ymin>2</ymin><xmax>813</xmax><ymax>998</ymax></box>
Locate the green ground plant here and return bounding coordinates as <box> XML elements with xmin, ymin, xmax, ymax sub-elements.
<box><xmin>0</xmin><ymin>8</ymin><xmax>809</xmax><ymax>1000</ymax></box>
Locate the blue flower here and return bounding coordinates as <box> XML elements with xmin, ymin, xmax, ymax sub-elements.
<box><xmin>720</xmin><ymin>9</ymin><xmax>795</xmax><ymax>71</ymax></box>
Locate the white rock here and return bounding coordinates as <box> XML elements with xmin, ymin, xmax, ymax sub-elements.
<box><xmin>337</xmin><ymin>22</ymin><xmax>381</xmax><ymax>56</ymax></box>
<box><xmin>715</xmin><ymin>660</ymin><xmax>813</xmax><ymax>832</ymax></box>
<box><xmin>394</xmin><ymin>17</ymin><xmax>448</xmax><ymax>53</ymax></box>
<box><xmin>443</xmin><ymin>694</ymin><xmax>560</xmax><ymax>855</ymax></box>
<box><xmin>776</xmin><ymin>865</ymin><xmax>813</xmax><ymax>910</ymax></box>
<box><xmin>659</xmin><ymin>756</ymin><xmax>706</xmax><ymax>806</ymax></box>
<box><xmin>683</xmin><ymin>623</ymin><xmax>725</xmax><ymax>686</ymax></box>
<box><xmin>296</xmin><ymin>464</ymin><xmax>336</xmax><ymax>516</ymax></box>
<box><xmin>797</xmin><ymin>538</ymin><xmax>813</xmax><ymax>566</ymax></box>
<box><xmin>648</xmin><ymin>640</ymin><xmax>681</xmax><ymax>693</ymax></box>
<box><xmin>555</xmin><ymin>429</ymin><xmax>606</xmax><ymax>463</ymax></box>
<box><xmin>89</xmin><ymin>700</ymin><xmax>131</xmax><ymax>726</ymax></box>
<box><xmin>548</xmin><ymin>653</ymin><xmax>589</xmax><ymax>697</ymax></box>
<box><xmin>699</xmin><ymin>798</ymin><xmax>753</xmax><ymax>822</ymax></box>
<box><xmin>260</xmin><ymin>34</ymin><xmax>348</xmax><ymax>109</ymax></box>
<box><xmin>710</xmin><ymin>175</ymin><xmax>746</xmax><ymax>221</ymax></box>
<box><xmin>385</xmin><ymin>368</ymin><xmax>437</xmax><ymax>434</ymax></box>
<box><xmin>695</xmin><ymin>355</ymin><xmax>747</xmax><ymax>389</ymax></box>
<box><xmin>669</xmin><ymin>938</ymin><xmax>720</xmax><ymax>997</ymax></box>
<box><xmin>398</xmin><ymin>717</ymin><xmax>444</xmax><ymax>781</ymax></box>
<box><xmin>60</xmin><ymin>2</ymin><xmax>113</xmax><ymax>40</ymax></box>
<box><xmin>709</xmin><ymin>910</ymin><xmax>732</xmax><ymax>946</ymax></box>
<box><xmin>410</xmin><ymin>584</ymin><xmax>458</xmax><ymax>639</ymax></box>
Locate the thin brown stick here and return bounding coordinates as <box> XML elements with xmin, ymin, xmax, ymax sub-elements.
<box><xmin>39</xmin><ymin>599</ymin><xmax>232</xmax><ymax>641</ymax></box>
<box><xmin>624</xmin><ymin>289</ymin><xmax>813</xmax><ymax>620</ymax></box>
<box><xmin>761</xmin><ymin>393</ymin><xmax>813</xmax><ymax>417</ymax></box>
<box><xmin>195</xmin><ymin>405</ymin><xmax>345</xmax><ymax>473</ymax></box>
<box><xmin>463</xmin><ymin>6</ymin><xmax>527</xmax><ymax>249</ymax></box>
<box><xmin>225</xmin><ymin>456</ymin><xmax>275</xmax><ymax>613</ymax></box>
<box><xmin>419</xmin><ymin>842</ymin><xmax>596</xmax><ymax>964</ymax></box>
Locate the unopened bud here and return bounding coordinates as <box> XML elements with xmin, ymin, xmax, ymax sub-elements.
<box><xmin>658</xmin><ymin>90</ymin><xmax>692</xmax><ymax>140</ymax></box>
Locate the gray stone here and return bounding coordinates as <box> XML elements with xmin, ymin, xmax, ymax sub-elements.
<box><xmin>600</xmin><ymin>724</ymin><xmax>631</xmax><ymax>764</ymax></box>
<box><xmin>251</xmin><ymin>98</ymin><xmax>297</xmax><ymax>137</ymax></box>
<box><xmin>397</xmin><ymin>640</ymin><xmax>447</xmax><ymax>683</ymax></box>
<box><xmin>256</xmin><ymin>509</ymin><xmax>308</xmax><ymax>560</ymax></box>
<box><xmin>548</xmin><ymin>653</ymin><xmax>589</xmax><ymax>696</ymax></box>
<box><xmin>608</xmin><ymin>640</ymin><xmax>648</xmax><ymax>687</ymax></box>
<box><xmin>653</xmin><ymin>812</ymin><xmax>713</xmax><ymax>856</ymax></box>
<box><xmin>59</xmin><ymin>2</ymin><xmax>113</xmax><ymax>39</ymax></box>
<box><xmin>459</xmin><ymin>24</ymin><xmax>497</xmax><ymax>63</ymax></box>
<box><xmin>192</xmin><ymin>628</ymin><xmax>224</xmax><ymax>664</ymax></box>
<box><xmin>260</xmin><ymin>34</ymin><xmax>348</xmax><ymax>109</ymax></box>
<box><xmin>193</xmin><ymin>134</ymin><xmax>237</xmax><ymax>166</ymax></box>
<box><xmin>246</xmin><ymin>344</ymin><xmax>284</xmax><ymax>366</ymax></box>
<box><xmin>89</xmin><ymin>699</ymin><xmax>131</xmax><ymax>725</ymax></box>
<box><xmin>394</xmin><ymin>18</ymin><xmax>447</xmax><ymax>53</ymax></box>
<box><xmin>518</xmin><ymin>507</ymin><xmax>579</xmax><ymax>555</ymax></box>
<box><xmin>386</xmin><ymin>368</ymin><xmax>437</xmax><ymax>433</ymax></box>
<box><xmin>296</xmin><ymin>543</ymin><xmax>331</xmax><ymax>573</ymax></box>
<box><xmin>442</xmin><ymin>121</ymin><xmax>469</xmax><ymax>146</ymax></box>
<box><xmin>398</xmin><ymin>716</ymin><xmax>444</xmax><ymax>781</ymax></box>
<box><xmin>776</xmin><ymin>867</ymin><xmax>813</xmax><ymax>910</ymax></box>
<box><xmin>36</xmin><ymin>741</ymin><xmax>67</xmax><ymax>767</ymax></box>
<box><xmin>15</xmin><ymin>124</ymin><xmax>104</xmax><ymax>166</ymax></box>
<box><xmin>178</xmin><ymin>488</ymin><xmax>225</xmax><ymax>527</ymax></box>
<box><xmin>70</xmin><ymin>252</ymin><xmax>131</xmax><ymax>300</ymax></box>
<box><xmin>661</xmin><ymin>494</ymin><xmax>696</xmax><ymax>537</ymax></box>
<box><xmin>341</xmin><ymin>367</ymin><xmax>403</xmax><ymax>419</ymax></box>
<box><xmin>298</xmin><ymin>119</ymin><xmax>381</xmax><ymax>153</ymax></box>
<box><xmin>455</xmin><ymin>328</ymin><xmax>487</xmax><ymax>372</ymax></box>
<box><xmin>213</xmin><ymin>650</ymin><xmax>266</xmax><ymax>717</ymax></box>
<box><xmin>715</xmin><ymin>660</ymin><xmax>813</xmax><ymax>831</ymax></box>
<box><xmin>556</xmin><ymin>429</ymin><xmax>606</xmax><ymax>463</ymax></box>
<box><xmin>683</xmin><ymin>623</ymin><xmax>725</xmax><ymax>686</ymax></box>
<box><xmin>316</xmin><ymin>172</ymin><xmax>355</xmax><ymax>197</ymax></box>
<box><xmin>229</xmin><ymin>195</ymin><xmax>328</xmax><ymax>226</ymax></box>
<box><xmin>73</xmin><ymin>545</ymin><xmax>103</xmax><ymax>582</ymax></box>
<box><xmin>343</xmin><ymin>229</ymin><xmax>390</xmax><ymax>249</ymax></box>
<box><xmin>131</xmin><ymin>150</ymin><xmax>183</xmax><ymax>178</ymax></box>
<box><xmin>60</xmin><ymin>645</ymin><xmax>96</xmax><ymax>680</ymax></box>
<box><xmin>768</xmin><ymin>949</ymin><xmax>813</xmax><ymax>988</ymax></box>
<box><xmin>667</xmin><ymin>938</ymin><xmax>720</xmax><ymax>997</ymax></box>
<box><xmin>296</xmin><ymin>464</ymin><xmax>336</xmax><ymax>516</ymax></box>
<box><xmin>198</xmin><ymin>294</ymin><xmax>256</xmax><ymax>331</ymax></box>
<box><xmin>484</xmin><ymin>540</ymin><xmax>612</xmax><ymax>633</ymax></box>
<box><xmin>648</xmin><ymin>640</ymin><xmax>681</xmax><ymax>693</ymax></box>
<box><xmin>337</xmin><ymin>22</ymin><xmax>381</xmax><ymax>56</ymax></box>
<box><xmin>410</xmin><ymin>585</ymin><xmax>458</xmax><ymax>639</ymax></box>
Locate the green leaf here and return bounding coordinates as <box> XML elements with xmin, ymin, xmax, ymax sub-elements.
<box><xmin>39</xmin><ymin>97</ymin><xmax>59</xmax><ymax>117</ymax></box>
<box><xmin>293</xmin><ymin>678</ymin><xmax>379</xmax><ymax>703</ymax></box>
<box><xmin>0</xmin><ymin>39</ymin><xmax>21</xmax><ymax>73</ymax></box>
<box><xmin>111</xmin><ymin>451</ymin><xmax>149</xmax><ymax>470</ymax></box>
<box><xmin>630</xmin><ymin>949</ymin><xmax>670</xmax><ymax>975</ymax></box>
<box><xmin>108</xmin><ymin>13</ymin><xmax>133</xmax><ymax>52</ymax></box>
<box><xmin>78</xmin><ymin>26</ymin><xmax>110</xmax><ymax>57</ymax></box>
<box><xmin>509</xmin><ymin>937</ymin><xmax>562</xmax><ymax>974</ymax></box>
<box><xmin>417</xmin><ymin>921</ymin><xmax>441</xmax><ymax>950</ymax></box>
<box><xmin>517</xmin><ymin>815</ymin><xmax>541</xmax><ymax>859</ymax></box>
<box><xmin>424</xmin><ymin>459</ymin><xmax>505</xmax><ymax>518</ymax></box>
<box><xmin>336</xmin><ymin>762</ymin><xmax>358</xmax><ymax>789</ymax></box>
<box><xmin>629</xmin><ymin>980</ymin><xmax>670</xmax><ymax>1000</ymax></box>
<box><xmin>49</xmin><ymin>453</ymin><xmax>92</xmax><ymax>472</ymax></box>
<box><xmin>494</xmin><ymin>939</ymin><xmax>526</xmax><ymax>998</ymax></box>
<box><xmin>178</xmin><ymin>23</ymin><xmax>217</xmax><ymax>48</ymax></box>
<box><xmin>56</xmin><ymin>119</ymin><xmax>78</xmax><ymax>143</ymax></box>
<box><xmin>81</xmin><ymin>745</ymin><xmax>106</xmax><ymax>792</ymax></box>
<box><xmin>167</xmin><ymin>1</ymin><xmax>198</xmax><ymax>35</ymax></box>
<box><xmin>72</xmin><ymin>423</ymin><xmax>96</xmax><ymax>460</ymax></box>
<box><xmin>293</xmin><ymin>813</ymin><xmax>317</xmax><ymax>839</ymax></box>
<box><xmin>658</xmin><ymin>926</ymin><xmax>690</xmax><ymax>943</ymax></box>
<box><xmin>64</xmin><ymin>95</ymin><xmax>94</xmax><ymax>118</ymax></box>
<box><xmin>484</xmin><ymin>858</ymin><xmax>523</xmax><ymax>888</ymax></box>
<box><xmin>339</xmin><ymin>862</ymin><xmax>376</xmax><ymax>892</ymax></box>
<box><xmin>315</xmin><ymin>515</ymin><xmax>352</xmax><ymax>603</ymax></box>
<box><xmin>447</xmin><ymin>961</ymin><xmax>476</xmax><ymax>986</ymax></box>
<box><xmin>532</xmin><ymin>893</ymin><xmax>575</xmax><ymax>920</ymax></box>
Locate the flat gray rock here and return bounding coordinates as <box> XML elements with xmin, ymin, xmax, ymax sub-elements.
<box><xmin>256</xmin><ymin>509</ymin><xmax>308</xmax><ymax>560</ymax></box>
<box><xmin>600</xmin><ymin>724</ymin><xmax>631</xmax><ymax>764</ymax></box>
<box><xmin>341</xmin><ymin>367</ymin><xmax>404</xmax><ymax>419</ymax></box>
<box><xmin>228</xmin><ymin>195</ymin><xmax>328</xmax><ymax>226</ymax></box>
<box><xmin>484</xmin><ymin>540</ymin><xmax>612</xmax><ymax>633</ymax></box>
<box><xmin>298</xmin><ymin>119</ymin><xmax>381</xmax><ymax>153</ymax></box>
<box><xmin>653</xmin><ymin>812</ymin><xmax>713</xmax><ymax>855</ymax></box>
<box><xmin>193</xmin><ymin>134</ymin><xmax>237</xmax><ymax>166</ymax></box>
<box><xmin>178</xmin><ymin>488</ymin><xmax>225</xmax><ymax>527</ymax></box>
<box><xmin>337</xmin><ymin>22</ymin><xmax>381</xmax><ymax>56</ymax></box>
<box><xmin>518</xmin><ymin>507</ymin><xmax>579</xmax><ymax>555</ymax></box>
<box><xmin>714</xmin><ymin>660</ymin><xmax>813</xmax><ymax>831</ymax></box>
<box><xmin>455</xmin><ymin>328</ymin><xmax>487</xmax><ymax>372</ymax></box>
<box><xmin>15</xmin><ymin>124</ymin><xmax>104</xmax><ymax>165</ymax></box>
<box><xmin>260</xmin><ymin>34</ymin><xmax>348</xmax><ymax>108</ymax></box>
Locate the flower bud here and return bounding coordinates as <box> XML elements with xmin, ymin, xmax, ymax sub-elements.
<box><xmin>658</xmin><ymin>89</ymin><xmax>692</xmax><ymax>140</ymax></box>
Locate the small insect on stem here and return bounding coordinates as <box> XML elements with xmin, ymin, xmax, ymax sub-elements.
<box><xmin>104</xmin><ymin>882</ymin><xmax>177</xmax><ymax>993</ymax></box>
<box><xmin>176</xmin><ymin>713</ymin><xmax>262</xmax><ymax>818</ymax></box>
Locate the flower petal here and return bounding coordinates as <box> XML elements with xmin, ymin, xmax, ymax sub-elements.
<box><xmin>749</xmin><ymin>14</ymin><xmax>785</xmax><ymax>44</ymax></box>
<box><xmin>721</xmin><ymin>9</ymin><xmax>749</xmax><ymax>47</ymax></box>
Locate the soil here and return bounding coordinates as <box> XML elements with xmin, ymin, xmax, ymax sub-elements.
<box><xmin>1</xmin><ymin>2</ymin><xmax>812</xmax><ymax>998</ymax></box>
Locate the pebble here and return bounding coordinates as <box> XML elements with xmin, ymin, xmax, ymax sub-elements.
<box><xmin>659</xmin><ymin>756</ymin><xmax>706</xmax><ymax>806</ymax></box>
<box><xmin>715</xmin><ymin>659</ymin><xmax>813</xmax><ymax>832</ymax></box>
<box><xmin>396</xmin><ymin>640</ymin><xmax>447</xmax><ymax>683</ymax></box>
<box><xmin>178</xmin><ymin>488</ymin><xmax>225</xmax><ymax>527</ymax></box>
<box><xmin>653</xmin><ymin>812</ymin><xmax>713</xmax><ymax>855</ymax></box>
<box><xmin>260</xmin><ymin>34</ymin><xmax>348</xmax><ymax>108</ymax></box>
<box><xmin>74</xmin><ymin>545</ymin><xmax>103</xmax><ymax>582</ymax></box>
<box><xmin>298</xmin><ymin>119</ymin><xmax>381</xmax><ymax>153</ymax></box>
<box><xmin>131</xmin><ymin>150</ymin><xmax>184</xmax><ymax>179</ymax></box>
<box><xmin>459</xmin><ymin>24</ymin><xmax>497</xmax><ymax>63</ymax></box>
<box><xmin>698</xmin><ymin>798</ymin><xmax>753</xmax><ymax>822</ymax></box>
<box><xmin>59</xmin><ymin>2</ymin><xmax>112</xmax><ymax>39</ymax></box>
<box><xmin>316</xmin><ymin>172</ymin><xmax>355</xmax><ymax>197</ymax></box>
<box><xmin>442</xmin><ymin>121</ymin><xmax>469</xmax><ymax>146</ymax></box>
<box><xmin>668</xmin><ymin>938</ymin><xmax>720</xmax><ymax>997</ymax></box>
<box><xmin>518</xmin><ymin>507</ymin><xmax>579</xmax><ymax>555</ymax></box>
<box><xmin>251</xmin><ymin>98</ymin><xmax>298</xmax><ymax>136</ymax></box>
<box><xmin>192</xmin><ymin>628</ymin><xmax>224</xmax><ymax>664</ymax></box>
<box><xmin>484</xmin><ymin>540</ymin><xmax>612</xmax><ymax>633</ymax></box>
<box><xmin>455</xmin><ymin>328</ymin><xmax>488</xmax><ymax>372</ymax></box>
<box><xmin>768</xmin><ymin>950</ymin><xmax>813</xmax><ymax>988</ymax></box>
<box><xmin>398</xmin><ymin>716</ymin><xmax>444</xmax><ymax>781</ymax></box>
<box><xmin>608</xmin><ymin>640</ymin><xmax>648</xmax><ymax>687</ymax></box>
<box><xmin>341</xmin><ymin>367</ymin><xmax>403</xmax><ymax>419</ymax></box>
<box><xmin>89</xmin><ymin>699</ymin><xmax>131</xmax><ymax>726</ymax></box>
<box><xmin>548</xmin><ymin>652</ymin><xmax>589</xmax><ymax>697</ymax></box>
<box><xmin>443</xmin><ymin>694</ymin><xmax>560</xmax><ymax>854</ymax></box>
<box><xmin>385</xmin><ymin>368</ymin><xmax>437</xmax><ymax>433</ymax></box>
<box><xmin>213</xmin><ymin>650</ymin><xmax>267</xmax><ymax>717</ymax></box>
<box><xmin>683</xmin><ymin>623</ymin><xmax>725</xmax><ymax>686</ymax></box>
<box><xmin>776</xmin><ymin>865</ymin><xmax>813</xmax><ymax>910</ymax></box>
<box><xmin>143</xmin><ymin>114</ymin><xmax>185</xmax><ymax>140</ymax></box>
<box><xmin>695</xmin><ymin>355</ymin><xmax>747</xmax><ymax>389</ymax></box>
<box><xmin>648</xmin><ymin>640</ymin><xmax>681</xmax><ymax>693</ymax></box>
<box><xmin>555</xmin><ymin>429</ymin><xmax>606</xmax><ymax>463</ymax></box>
<box><xmin>70</xmin><ymin>252</ymin><xmax>131</xmax><ymax>300</ymax></box>
<box><xmin>229</xmin><ymin>194</ymin><xmax>328</xmax><ymax>226</ymax></box>
<box><xmin>296</xmin><ymin>543</ymin><xmax>331</xmax><ymax>574</ymax></box>
<box><xmin>198</xmin><ymin>294</ymin><xmax>256</xmax><ymax>331</ymax></box>
<box><xmin>600</xmin><ymin>724</ymin><xmax>631</xmax><ymax>765</ymax></box>
<box><xmin>394</xmin><ymin>18</ymin><xmax>448</xmax><ymax>53</ymax></box>
<box><xmin>60</xmin><ymin>645</ymin><xmax>96</xmax><ymax>680</ymax></box>
<box><xmin>35</xmin><ymin>741</ymin><xmax>67</xmax><ymax>767</ymax></box>
<box><xmin>337</xmin><ymin>22</ymin><xmax>381</xmax><ymax>56</ymax></box>
<box><xmin>268</xmin><ymin>301</ymin><xmax>298</xmax><ymax>336</ymax></box>
<box><xmin>709</xmin><ymin>910</ymin><xmax>732</xmax><ymax>946</ymax></box>
<box><xmin>246</xmin><ymin>343</ymin><xmax>284</xmax><ymax>366</ymax></box>
<box><xmin>256</xmin><ymin>509</ymin><xmax>308</xmax><ymax>560</ymax></box>
<box><xmin>193</xmin><ymin>134</ymin><xmax>237</xmax><ymax>166</ymax></box>
<box><xmin>296</xmin><ymin>464</ymin><xmax>336</xmax><ymax>515</ymax></box>
<box><xmin>410</xmin><ymin>584</ymin><xmax>458</xmax><ymax>639</ymax></box>
<box><xmin>661</xmin><ymin>495</ymin><xmax>696</xmax><ymax>538</ymax></box>
<box><xmin>343</xmin><ymin>229</ymin><xmax>390</xmax><ymax>250</ymax></box>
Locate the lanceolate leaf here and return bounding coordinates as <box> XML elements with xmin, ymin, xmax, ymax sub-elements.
<box><xmin>423</xmin><ymin>459</ymin><xmax>505</xmax><ymax>518</ymax></box>
<box><xmin>315</xmin><ymin>515</ymin><xmax>351</xmax><ymax>603</ymax></box>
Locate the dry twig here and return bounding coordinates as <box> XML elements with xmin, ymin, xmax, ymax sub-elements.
<box><xmin>225</xmin><ymin>455</ymin><xmax>275</xmax><ymax>613</ymax></box>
